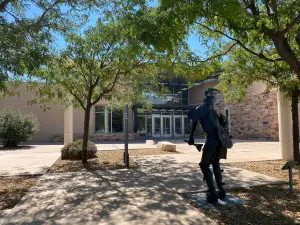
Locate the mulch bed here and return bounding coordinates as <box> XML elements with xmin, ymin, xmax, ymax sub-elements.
<box><xmin>49</xmin><ymin>148</ymin><xmax>179</xmax><ymax>173</ymax></box>
<box><xmin>183</xmin><ymin>160</ymin><xmax>300</xmax><ymax>225</ymax></box>
<box><xmin>0</xmin><ymin>175</ymin><xmax>41</xmax><ymax>212</ymax></box>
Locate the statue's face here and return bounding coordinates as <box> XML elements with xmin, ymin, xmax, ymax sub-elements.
<box><xmin>206</xmin><ymin>91</ymin><xmax>217</xmax><ymax>97</ymax></box>
<box><xmin>205</xmin><ymin>94</ymin><xmax>216</xmax><ymax>107</ymax></box>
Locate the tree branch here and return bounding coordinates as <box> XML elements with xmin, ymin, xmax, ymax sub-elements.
<box><xmin>4</xmin><ymin>9</ymin><xmax>20</xmax><ymax>22</ymax></box>
<box><xmin>0</xmin><ymin>0</ymin><xmax>10</xmax><ymax>12</ymax></box>
<box><xmin>263</xmin><ymin>0</ymin><xmax>271</xmax><ymax>17</ymax></box>
<box><xmin>36</xmin><ymin>0</ymin><xmax>61</xmax><ymax>25</ymax></box>
<box><xmin>197</xmin><ymin>22</ymin><xmax>283</xmax><ymax>62</ymax></box>
<box><xmin>193</xmin><ymin>42</ymin><xmax>238</xmax><ymax>63</ymax></box>
<box><xmin>280</xmin><ymin>14</ymin><xmax>300</xmax><ymax>35</ymax></box>
<box><xmin>77</xmin><ymin>60</ymin><xmax>89</xmax><ymax>88</ymax></box>
<box><xmin>66</xmin><ymin>86</ymin><xmax>86</xmax><ymax>110</ymax></box>
<box><xmin>91</xmin><ymin>69</ymin><xmax>121</xmax><ymax>105</ymax></box>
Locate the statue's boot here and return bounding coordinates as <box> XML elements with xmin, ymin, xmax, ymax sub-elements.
<box><xmin>212</xmin><ymin>162</ymin><xmax>226</xmax><ymax>200</ymax></box>
<box><xmin>200</xmin><ymin>163</ymin><xmax>218</xmax><ymax>204</ymax></box>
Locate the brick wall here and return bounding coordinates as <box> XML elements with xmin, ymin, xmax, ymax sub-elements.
<box><xmin>215</xmin><ymin>90</ymin><xmax>279</xmax><ymax>140</ymax></box>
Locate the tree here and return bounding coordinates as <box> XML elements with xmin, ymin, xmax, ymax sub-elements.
<box><xmin>38</xmin><ymin>19</ymin><xmax>159</xmax><ymax>163</ymax></box>
<box><xmin>0</xmin><ymin>0</ymin><xmax>98</xmax><ymax>92</ymax></box>
<box><xmin>128</xmin><ymin>0</ymin><xmax>300</xmax><ymax>161</ymax></box>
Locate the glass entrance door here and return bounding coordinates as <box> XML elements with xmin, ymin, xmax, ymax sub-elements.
<box><xmin>162</xmin><ymin>116</ymin><xmax>172</xmax><ymax>137</ymax></box>
<box><xmin>184</xmin><ymin>116</ymin><xmax>191</xmax><ymax>136</ymax></box>
<box><xmin>146</xmin><ymin>117</ymin><xmax>152</xmax><ymax>136</ymax></box>
<box><xmin>174</xmin><ymin>116</ymin><xmax>183</xmax><ymax>136</ymax></box>
<box><xmin>152</xmin><ymin>115</ymin><xmax>161</xmax><ymax>137</ymax></box>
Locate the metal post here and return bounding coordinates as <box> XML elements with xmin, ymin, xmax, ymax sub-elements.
<box><xmin>288</xmin><ymin>166</ymin><xmax>293</xmax><ymax>193</ymax></box>
<box><xmin>124</xmin><ymin>105</ymin><xmax>129</xmax><ymax>167</ymax></box>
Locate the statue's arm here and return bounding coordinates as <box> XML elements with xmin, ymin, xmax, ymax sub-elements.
<box><xmin>188</xmin><ymin>120</ymin><xmax>198</xmax><ymax>144</ymax></box>
<box><xmin>188</xmin><ymin>105</ymin><xmax>206</xmax><ymax>144</ymax></box>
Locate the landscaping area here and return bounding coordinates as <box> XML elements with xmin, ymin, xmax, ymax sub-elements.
<box><xmin>183</xmin><ymin>160</ymin><xmax>300</xmax><ymax>225</ymax></box>
<box><xmin>0</xmin><ymin>144</ymin><xmax>300</xmax><ymax>224</ymax></box>
<box><xmin>49</xmin><ymin>148</ymin><xmax>179</xmax><ymax>173</ymax></box>
<box><xmin>0</xmin><ymin>175</ymin><xmax>40</xmax><ymax>211</ymax></box>
<box><xmin>0</xmin><ymin>147</ymin><xmax>180</xmax><ymax>214</ymax></box>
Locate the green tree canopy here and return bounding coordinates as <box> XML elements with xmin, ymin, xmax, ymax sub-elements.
<box><xmin>126</xmin><ymin>0</ymin><xmax>300</xmax><ymax>161</ymax></box>
<box><xmin>0</xmin><ymin>0</ymin><xmax>100</xmax><ymax>91</ymax></box>
<box><xmin>37</xmin><ymin>18</ymin><xmax>162</xmax><ymax>162</ymax></box>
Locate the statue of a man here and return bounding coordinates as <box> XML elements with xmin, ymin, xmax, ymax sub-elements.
<box><xmin>187</xmin><ymin>87</ymin><xmax>227</xmax><ymax>204</ymax></box>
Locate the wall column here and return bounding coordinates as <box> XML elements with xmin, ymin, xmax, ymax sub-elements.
<box><xmin>105</xmin><ymin>107</ymin><xmax>109</xmax><ymax>133</ymax></box>
<box><xmin>64</xmin><ymin>105</ymin><xmax>73</xmax><ymax>146</ymax></box>
<box><xmin>277</xmin><ymin>91</ymin><xmax>293</xmax><ymax>160</ymax></box>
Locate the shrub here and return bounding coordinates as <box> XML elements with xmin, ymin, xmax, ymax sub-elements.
<box><xmin>61</xmin><ymin>139</ymin><xmax>97</xmax><ymax>160</ymax></box>
<box><xmin>0</xmin><ymin>108</ymin><xmax>39</xmax><ymax>147</ymax></box>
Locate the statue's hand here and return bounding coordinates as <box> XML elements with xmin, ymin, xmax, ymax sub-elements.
<box><xmin>188</xmin><ymin>137</ymin><xmax>195</xmax><ymax>145</ymax></box>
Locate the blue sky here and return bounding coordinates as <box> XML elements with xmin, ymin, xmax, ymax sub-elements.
<box><xmin>23</xmin><ymin>0</ymin><xmax>206</xmax><ymax>56</ymax></box>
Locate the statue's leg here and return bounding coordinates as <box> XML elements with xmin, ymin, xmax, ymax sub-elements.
<box><xmin>199</xmin><ymin>146</ymin><xmax>218</xmax><ymax>204</ymax></box>
<box><xmin>212</xmin><ymin>143</ymin><xmax>226</xmax><ymax>199</ymax></box>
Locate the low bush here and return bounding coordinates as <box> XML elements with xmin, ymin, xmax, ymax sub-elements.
<box><xmin>0</xmin><ymin>108</ymin><xmax>39</xmax><ymax>147</ymax></box>
<box><xmin>61</xmin><ymin>139</ymin><xmax>97</xmax><ymax>160</ymax></box>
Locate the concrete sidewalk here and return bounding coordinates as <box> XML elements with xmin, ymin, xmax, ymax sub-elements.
<box><xmin>0</xmin><ymin>145</ymin><xmax>61</xmax><ymax>176</ymax></box>
<box><xmin>0</xmin><ymin>170</ymin><xmax>216</xmax><ymax>225</ymax></box>
<box><xmin>97</xmin><ymin>139</ymin><xmax>281</xmax><ymax>163</ymax></box>
<box><xmin>174</xmin><ymin>141</ymin><xmax>281</xmax><ymax>163</ymax></box>
<box><xmin>0</xmin><ymin>153</ymin><xmax>287</xmax><ymax>225</ymax></box>
<box><xmin>133</xmin><ymin>156</ymin><xmax>286</xmax><ymax>193</ymax></box>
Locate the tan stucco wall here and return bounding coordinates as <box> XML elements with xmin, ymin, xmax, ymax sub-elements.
<box><xmin>188</xmin><ymin>80</ymin><xmax>219</xmax><ymax>105</ymax></box>
<box><xmin>188</xmin><ymin>80</ymin><xmax>268</xmax><ymax>106</ymax></box>
<box><xmin>0</xmin><ymin>83</ymin><xmax>107</xmax><ymax>142</ymax></box>
<box><xmin>246</xmin><ymin>81</ymin><xmax>268</xmax><ymax>94</ymax></box>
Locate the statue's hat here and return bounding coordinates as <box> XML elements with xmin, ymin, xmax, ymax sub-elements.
<box><xmin>204</xmin><ymin>88</ymin><xmax>221</xmax><ymax>96</ymax></box>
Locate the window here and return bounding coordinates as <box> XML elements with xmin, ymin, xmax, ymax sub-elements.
<box><xmin>145</xmin><ymin>84</ymin><xmax>189</xmax><ymax>106</ymax></box>
<box><xmin>112</xmin><ymin>110</ymin><xmax>123</xmax><ymax>133</ymax></box>
<box><xmin>95</xmin><ymin>106</ymin><xmax>105</xmax><ymax>133</ymax></box>
<box><xmin>95</xmin><ymin>106</ymin><xmax>123</xmax><ymax>133</ymax></box>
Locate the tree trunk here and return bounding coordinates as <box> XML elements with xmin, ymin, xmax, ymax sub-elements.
<box><xmin>82</xmin><ymin>104</ymin><xmax>91</xmax><ymax>164</ymax></box>
<box><xmin>291</xmin><ymin>88</ymin><xmax>300</xmax><ymax>162</ymax></box>
<box><xmin>272</xmin><ymin>36</ymin><xmax>300</xmax><ymax>75</ymax></box>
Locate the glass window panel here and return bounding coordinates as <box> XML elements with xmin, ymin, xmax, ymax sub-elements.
<box><xmin>95</xmin><ymin>106</ymin><xmax>105</xmax><ymax>113</ymax></box>
<box><xmin>182</xmin><ymin>87</ymin><xmax>188</xmax><ymax>99</ymax></box>
<box><xmin>184</xmin><ymin>117</ymin><xmax>191</xmax><ymax>134</ymax></box>
<box><xmin>137</xmin><ymin>116</ymin><xmax>146</xmax><ymax>133</ymax></box>
<box><xmin>154</xmin><ymin>117</ymin><xmax>161</xmax><ymax>135</ymax></box>
<box><xmin>173</xmin><ymin>85</ymin><xmax>181</xmax><ymax>105</ymax></box>
<box><xmin>146</xmin><ymin>117</ymin><xmax>152</xmax><ymax>135</ymax></box>
<box><xmin>163</xmin><ymin>117</ymin><xmax>171</xmax><ymax>135</ymax></box>
<box><xmin>111</xmin><ymin>110</ymin><xmax>123</xmax><ymax>133</ymax></box>
<box><xmin>174</xmin><ymin>110</ymin><xmax>183</xmax><ymax>115</ymax></box>
<box><xmin>95</xmin><ymin>113</ymin><xmax>105</xmax><ymax>133</ymax></box>
<box><xmin>182</xmin><ymin>98</ymin><xmax>189</xmax><ymax>105</ymax></box>
<box><xmin>174</xmin><ymin>117</ymin><xmax>182</xmax><ymax>135</ymax></box>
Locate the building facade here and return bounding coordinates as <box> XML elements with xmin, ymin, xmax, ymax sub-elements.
<box><xmin>0</xmin><ymin>77</ymin><xmax>282</xmax><ymax>142</ymax></box>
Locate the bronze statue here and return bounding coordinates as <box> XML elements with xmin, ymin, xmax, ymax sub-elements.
<box><xmin>186</xmin><ymin>88</ymin><xmax>232</xmax><ymax>204</ymax></box>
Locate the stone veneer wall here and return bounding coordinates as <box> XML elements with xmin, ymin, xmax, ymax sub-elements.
<box><xmin>53</xmin><ymin>133</ymin><xmax>138</xmax><ymax>142</ymax></box>
<box><xmin>215</xmin><ymin>90</ymin><xmax>279</xmax><ymax>140</ymax></box>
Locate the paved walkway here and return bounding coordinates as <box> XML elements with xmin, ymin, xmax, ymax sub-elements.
<box><xmin>174</xmin><ymin>140</ymin><xmax>281</xmax><ymax>163</ymax></box>
<box><xmin>0</xmin><ymin>139</ymin><xmax>281</xmax><ymax>176</ymax></box>
<box><xmin>0</xmin><ymin>170</ymin><xmax>216</xmax><ymax>225</ymax></box>
<box><xmin>0</xmin><ymin>145</ymin><xmax>61</xmax><ymax>176</ymax></box>
<box><xmin>96</xmin><ymin>139</ymin><xmax>281</xmax><ymax>163</ymax></box>
<box><xmin>0</xmin><ymin>154</ymin><xmax>287</xmax><ymax>225</ymax></box>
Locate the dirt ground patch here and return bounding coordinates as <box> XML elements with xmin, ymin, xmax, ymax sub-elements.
<box><xmin>184</xmin><ymin>160</ymin><xmax>300</xmax><ymax>225</ymax></box>
<box><xmin>0</xmin><ymin>175</ymin><xmax>40</xmax><ymax>212</ymax></box>
<box><xmin>49</xmin><ymin>148</ymin><xmax>180</xmax><ymax>173</ymax></box>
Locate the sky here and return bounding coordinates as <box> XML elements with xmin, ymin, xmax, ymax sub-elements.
<box><xmin>23</xmin><ymin>0</ymin><xmax>207</xmax><ymax>56</ymax></box>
